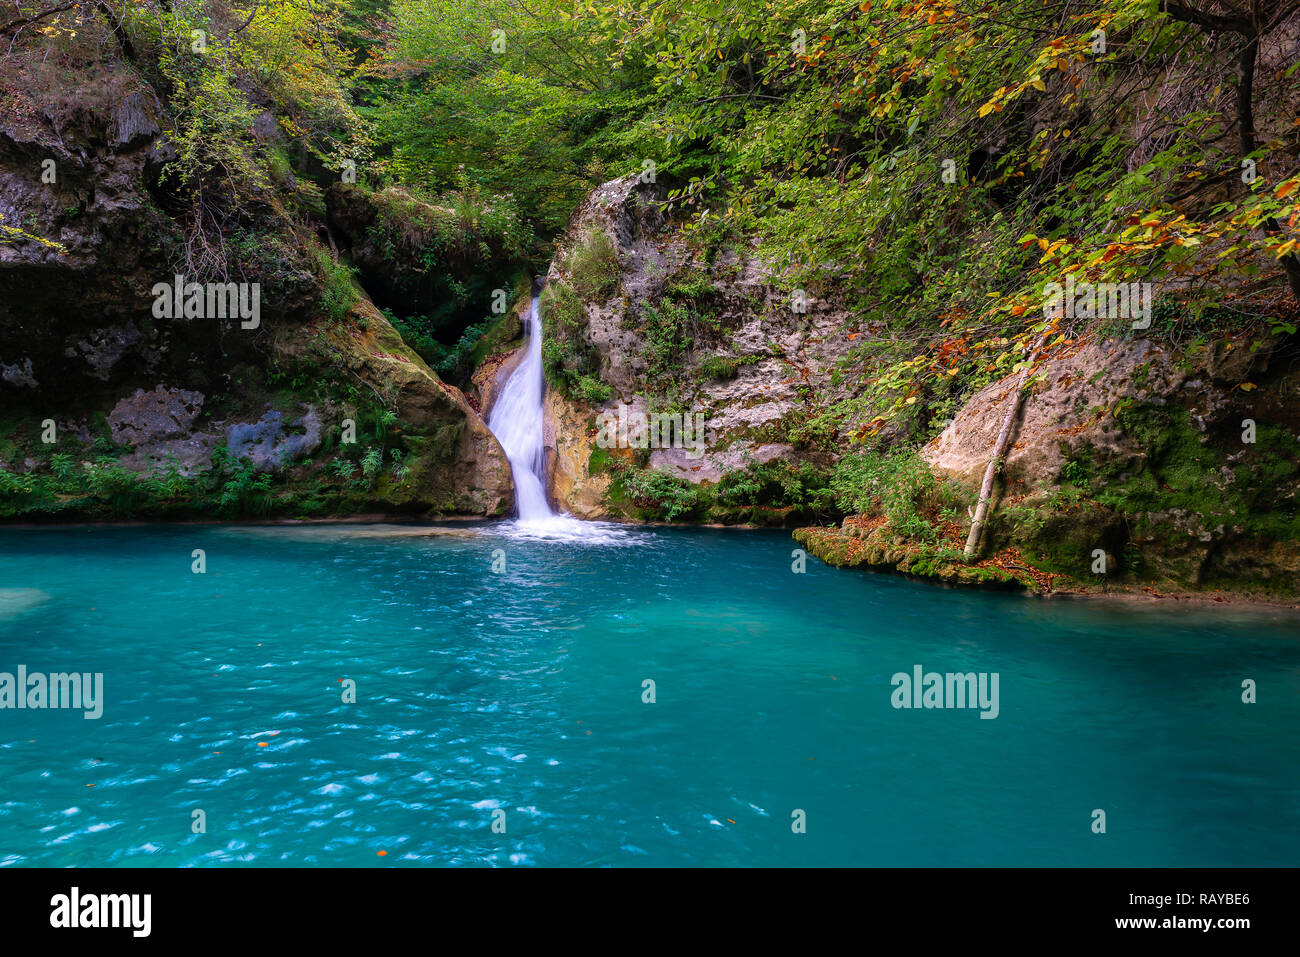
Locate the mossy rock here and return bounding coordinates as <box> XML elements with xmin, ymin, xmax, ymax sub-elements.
<box><xmin>1006</xmin><ymin>499</ymin><xmax>1127</xmax><ymax>580</ymax></box>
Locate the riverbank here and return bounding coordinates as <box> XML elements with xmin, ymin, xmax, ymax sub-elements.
<box><xmin>5</xmin><ymin>509</ymin><xmax>1295</xmax><ymax>612</ymax></box>
<box><xmin>792</xmin><ymin>520</ymin><xmax>1300</xmax><ymax>612</ymax></box>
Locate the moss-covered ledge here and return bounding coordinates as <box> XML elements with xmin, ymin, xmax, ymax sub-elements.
<box><xmin>792</xmin><ymin>519</ymin><xmax>1046</xmax><ymax>591</ymax></box>
<box><xmin>793</xmin><ymin>515</ymin><xmax>1300</xmax><ymax>607</ymax></box>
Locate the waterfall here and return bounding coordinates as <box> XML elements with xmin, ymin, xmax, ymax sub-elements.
<box><xmin>484</xmin><ymin>293</ymin><xmax>628</xmax><ymax>543</ymax></box>
<box><xmin>487</xmin><ymin>295</ymin><xmax>555</xmax><ymax>521</ymax></box>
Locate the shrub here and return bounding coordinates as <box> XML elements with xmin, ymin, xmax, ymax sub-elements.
<box><xmin>611</xmin><ymin>463</ymin><xmax>701</xmax><ymax>521</ymax></box>
<box><xmin>714</xmin><ymin>459</ymin><xmax>835</xmax><ymax>513</ymax></box>
<box><xmin>830</xmin><ymin>449</ymin><xmax>962</xmax><ymax>542</ymax></box>
<box><xmin>577</xmin><ymin>375</ymin><xmax>613</xmax><ymax>405</ymax></box>
<box><xmin>314</xmin><ymin>247</ymin><xmax>357</xmax><ymax>323</ymax></box>
<box><xmin>566</xmin><ymin>228</ymin><xmax>620</xmax><ymax>300</ymax></box>
<box><xmin>540</xmin><ymin>280</ymin><xmax>611</xmax><ymax>399</ymax></box>
<box><xmin>700</xmin><ymin>355</ymin><xmax>740</xmax><ymax>380</ymax></box>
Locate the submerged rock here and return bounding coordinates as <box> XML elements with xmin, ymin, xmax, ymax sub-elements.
<box><xmin>0</xmin><ymin>588</ymin><xmax>51</xmax><ymax>621</ymax></box>
<box><xmin>214</xmin><ymin>524</ymin><xmax>482</xmax><ymax>542</ymax></box>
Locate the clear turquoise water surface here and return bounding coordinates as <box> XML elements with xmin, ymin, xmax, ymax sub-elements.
<box><xmin>0</xmin><ymin>522</ymin><xmax>1297</xmax><ymax>867</ymax></box>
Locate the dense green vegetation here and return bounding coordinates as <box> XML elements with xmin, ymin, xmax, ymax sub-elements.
<box><xmin>2</xmin><ymin>0</ymin><xmax>1298</xmax><ymax>594</ymax></box>
<box><xmin>354</xmin><ymin>0</ymin><xmax>1299</xmax><ymax>439</ymax></box>
<box><xmin>605</xmin><ymin>456</ymin><xmax>839</xmax><ymax>523</ymax></box>
<box><xmin>11</xmin><ymin>0</ymin><xmax>1296</xmax><ymax>399</ymax></box>
<box><xmin>0</xmin><ymin>434</ymin><xmax>412</xmax><ymax>522</ymax></box>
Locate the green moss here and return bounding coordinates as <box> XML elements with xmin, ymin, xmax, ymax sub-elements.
<box><xmin>467</xmin><ymin>306</ymin><xmax>525</xmax><ymax>370</ymax></box>
<box><xmin>1082</xmin><ymin>404</ymin><xmax>1300</xmax><ymax>541</ymax></box>
<box><xmin>540</xmin><ymin>279</ymin><xmax>610</xmax><ymax>401</ymax></box>
<box><xmin>791</xmin><ymin>525</ymin><xmax>1030</xmax><ymax>589</ymax></box>
<box><xmin>565</xmin><ymin>228</ymin><xmax>620</xmax><ymax>300</ymax></box>
<box><xmin>1005</xmin><ymin>500</ymin><xmax>1125</xmax><ymax>579</ymax></box>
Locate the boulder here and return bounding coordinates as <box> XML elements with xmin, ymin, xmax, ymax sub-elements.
<box><xmin>108</xmin><ymin>387</ymin><xmax>206</xmax><ymax>447</ymax></box>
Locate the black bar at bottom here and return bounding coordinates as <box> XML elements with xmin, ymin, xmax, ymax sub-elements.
<box><xmin>0</xmin><ymin>867</ymin><xmax>1284</xmax><ymax>942</ymax></box>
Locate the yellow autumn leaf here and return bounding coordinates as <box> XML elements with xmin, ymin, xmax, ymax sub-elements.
<box><xmin>1030</xmin><ymin>77</ymin><xmax>1046</xmax><ymax>91</ymax></box>
<box><xmin>1239</xmin><ymin>383</ymin><xmax>1257</xmax><ymax>392</ymax></box>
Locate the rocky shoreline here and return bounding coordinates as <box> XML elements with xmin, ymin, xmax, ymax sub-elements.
<box><xmin>792</xmin><ymin>521</ymin><xmax>1300</xmax><ymax>611</ymax></box>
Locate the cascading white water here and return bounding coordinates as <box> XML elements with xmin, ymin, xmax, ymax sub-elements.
<box><xmin>485</xmin><ymin>293</ymin><xmax>628</xmax><ymax>543</ymax></box>
<box><xmin>487</xmin><ymin>295</ymin><xmax>554</xmax><ymax>521</ymax></box>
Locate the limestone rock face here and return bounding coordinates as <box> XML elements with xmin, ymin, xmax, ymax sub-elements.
<box><xmin>919</xmin><ymin>333</ymin><xmax>1293</xmax><ymax>495</ymax></box>
<box><xmin>285</xmin><ymin>297</ymin><xmax>514</xmax><ymax>516</ymax></box>
<box><xmin>106</xmin><ymin>386</ymin><xmax>216</xmax><ymax>477</ymax></box>
<box><xmin>534</xmin><ymin>173</ymin><xmax>856</xmax><ymax>517</ymax></box>
<box><xmin>0</xmin><ymin>39</ymin><xmax>512</xmax><ymax>517</ymax></box>
<box><xmin>544</xmin><ymin>386</ymin><xmax>610</xmax><ymax>519</ymax></box>
<box><xmin>920</xmin><ymin>333</ymin><xmax>1300</xmax><ymax>594</ymax></box>
<box><xmin>226</xmin><ymin>408</ymin><xmax>324</xmax><ymax>473</ymax></box>
<box><xmin>109</xmin><ymin>387</ymin><xmax>206</xmax><ymax>447</ymax></box>
<box><xmin>921</xmin><ymin>338</ymin><xmax>1190</xmax><ymax>491</ymax></box>
<box><xmin>103</xmin><ymin>387</ymin><xmax>322</xmax><ymax>477</ymax></box>
<box><xmin>0</xmin><ymin>66</ymin><xmax>250</xmax><ymax>404</ymax></box>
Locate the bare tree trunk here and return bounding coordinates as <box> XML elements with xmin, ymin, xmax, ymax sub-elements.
<box><xmin>963</xmin><ymin>333</ymin><xmax>1049</xmax><ymax>561</ymax></box>
<box><xmin>1162</xmin><ymin>2</ymin><xmax>1300</xmax><ymax>301</ymax></box>
<box><xmin>93</xmin><ymin>0</ymin><xmax>137</xmax><ymax>62</ymax></box>
<box><xmin>1236</xmin><ymin>33</ymin><xmax>1300</xmax><ymax>300</ymax></box>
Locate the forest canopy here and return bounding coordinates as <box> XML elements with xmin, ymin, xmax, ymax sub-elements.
<box><xmin>4</xmin><ymin>0</ymin><xmax>1298</xmax><ymax>401</ymax></box>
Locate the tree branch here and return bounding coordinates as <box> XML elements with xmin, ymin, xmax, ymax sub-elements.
<box><xmin>0</xmin><ymin>1</ymin><xmax>78</xmax><ymax>37</ymax></box>
<box><xmin>230</xmin><ymin>2</ymin><xmax>259</xmax><ymax>35</ymax></box>
<box><xmin>93</xmin><ymin>0</ymin><xmax>137</xmax><ymax>61</ymax></box>
<box><xmin>1160</xmin><ymin>0</ymin><xmax>1252</xmax><ymax>33</ymax></box>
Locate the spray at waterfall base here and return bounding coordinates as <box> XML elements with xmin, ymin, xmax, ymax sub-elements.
<box><xmin>594</xmin><ymin>405</ymin><xmax>708</xmax><ymax>459</ymax></box>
